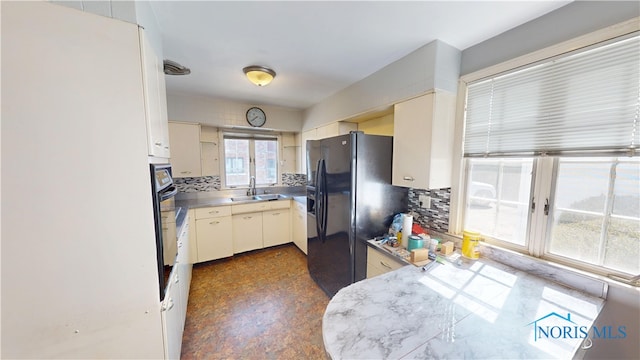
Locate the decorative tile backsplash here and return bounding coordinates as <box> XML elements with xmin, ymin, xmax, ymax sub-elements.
<box><xmin>282</xmin><ymin>173</ymin><xmax>307</xmax><ymax>186</ymax></box>
<box><xmin>174</xmin><ymin>176</ymin><xmax>221</xmax><ymax>192</ymax></box>
<box><xmin>408</xmin><ymin>187</ymin><xmax>451</xmax><ymax>233</ymax></box>
<box><xmin>175</xmin><ymin>173</ymin><xmax>306</xmax><ymax>193</ymax></box>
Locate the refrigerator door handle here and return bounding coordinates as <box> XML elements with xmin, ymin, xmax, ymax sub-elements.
<box><xmin>321</xmin><ymin>159</ymin><xmax>328</xmax><ymax>242</ymax></box>
<box><xmin>315</xmin><ymin>159</ymin><xmax>323</xmax><ymax>242</ymax></box>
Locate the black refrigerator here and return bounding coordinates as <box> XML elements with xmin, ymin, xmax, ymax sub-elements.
<box><xmin>306</xmin><ymin>132</ymin><xmax>408</xmax><ymax>297</ymax></box>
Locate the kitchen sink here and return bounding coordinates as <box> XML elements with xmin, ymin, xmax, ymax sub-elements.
<box><xmin>255</xmin><ymin>194</ymin><xmax>285</xmax><ymax>201</ymax></box>
<box><xmin>230</xmin><ymin>195</ymin><xmax>259</xmax><ymax>202</ymax></box>
<box><xmin>229</xmin><ymin>194</ymin><xmax>286</xmax><ymax>202</ymax></box>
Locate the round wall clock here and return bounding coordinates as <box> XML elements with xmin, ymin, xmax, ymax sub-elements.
<box><xmin>246</xmin><ymin>107</ymin><xmax>266</xmax><ymax>127</ymax></box>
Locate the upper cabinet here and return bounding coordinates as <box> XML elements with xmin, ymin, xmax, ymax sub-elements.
<box><xmin>168</xmin><ymin>122</ymin><xmax>202</xmax><ymax>177</ymax></box>
<box><xmin>392</xmin><ymin>91</ymin><xmax>456</xmax><ymax>190</ymax></box>
<box><xmin>300</xmin><ymin>121</ymin><xmax>358</xmax><ymax>174</ymax></box>
<box><xmin>139</xmin><ymin>30</ymin><xmax>170</xmax><ymax>159</ymax></box>
<box><xmin>200</xmin><ymin>126</ymin><xmax>220</xmax><ymax>177</ymax></box>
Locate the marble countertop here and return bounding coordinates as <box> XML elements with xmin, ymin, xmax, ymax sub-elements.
<box><xmin>323</xmin><ymin>252</ymin><xmax>606</xmax><ymax>359</ymax></box>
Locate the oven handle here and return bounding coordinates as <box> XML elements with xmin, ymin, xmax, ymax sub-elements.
<box><xmin>159</xmin><ymin>185</ymin><xmax>178</xmax><ymax>201</ymax></box>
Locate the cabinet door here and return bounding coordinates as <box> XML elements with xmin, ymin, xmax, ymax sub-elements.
<box><xmin>195</xmin><ymin>216</ymin><xmax>232</xmax><ymax>262</ymax></box>
<box><xmin>366</xmin><ymin>247</ymin><xmax>405</xmax><ymax>279</ymax></box>
<box><xmin>168</xmin><ymin>122</ymin><xmax>202</xmax><ymax>178</ymax></box>
<box><xmin>300</xmin><ymin>129</ymin><xmax>317</xmax><ymax>175</ymax></box>
<box><xmin>392</xmin><ymin>92</ymin><xmax>455</xmax><ymax>190</ymax></box>
<box><xmin>161</xmin><ymin>272</ymin><xmax>182</xmax><ymax>360</ymax></box>
<box><xmin>292</xmin><ymin>202</ymin><xmax>307</xmax><ymax>254</ymax></box>
<box><xmin>232</xmin><ymin>212</ymin><xmax>263</xmax><ymax>253</ymax></box>
<box><xmin>139</xmin><ymin>29</ymin><xmax>170</xmax><ymax>158</ymax></box>
<box><xmin>263</xmin><ymin>209</ymin><xmax>290</xmax><ymax>248</ymax></box>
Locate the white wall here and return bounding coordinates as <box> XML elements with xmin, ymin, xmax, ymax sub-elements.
<box><xmin>303</xmin><ymin>39</ymin><xmax>461</xmax><ymax>130</ymax></box>
<box><xmin>461</xmin><ymin>1</ymin><xmax>640</xmax><ymax>76</ymax></box>
<box><xmin>167</xmin><ymin>92</ymin><xmax>304</xmax><ymax>132</ymax></box>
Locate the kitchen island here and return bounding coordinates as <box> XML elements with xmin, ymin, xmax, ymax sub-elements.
<box><xmin>323</xmin><ymin>253</ymin><xmax>606</xmax><ymax>359</ymax></box>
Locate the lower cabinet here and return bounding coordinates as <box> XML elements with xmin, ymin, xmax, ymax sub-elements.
<box><xmin>162</xmin><ymin>212</ymin><xmax>192</xmax><ymax>360</ymax></box>
<box><xmin>194</xmin><ymin>205</ymin><xmax>233</xmax><ymax>262</ymax></box>
<box><xmin>192</xmin><ymin>200</ymin><xmax>297</xmax><ymax>263</ymax></box>
<box><xmin>232</xmin><ymin>212</ymin><xmax>263</xmax><ymax>253</ymax></box>
<box><xmin>292</xmin><ymin>200</ymin><xmax>307</xmax><ymax>254</ymax></box>
<box><xmin>195</xmin><ymin>216</ymin><xmax>233</xmax><ymax>262</ymax></box>
<box><xmin>366</xmin><ymin>247</ymin><xmax>405</xmax><ymax>279</ymax></box>
<box><xmin>161</xmin><ymin>271</ymin><xmax>182</xmax><ymax>360</ymax></box>
<box><xmin>263</xmin><ymin>209</ymin><xmax>290</xmax><ymax>247</ymax></box>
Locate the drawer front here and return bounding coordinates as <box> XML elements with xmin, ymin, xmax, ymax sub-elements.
<box><xmin>232</xmin><ymin>202</ymin><xmax>270</xmax><ymax>214</ymax></box>
<box><xmin>269</xmin><ymin>199</ymin><xmax>291</xmax><ymax>210</ymax></box>
<box><xmin>367</xmin><ymin>247</ymin><xmax>405</xmax><ymax>272</ymax></box>
<box><xmin>195</xmin><ymin>206</ymin><xmax>232</xmax><ymax>219</ymax></box>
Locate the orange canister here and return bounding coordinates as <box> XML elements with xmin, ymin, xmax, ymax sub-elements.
<box><xmin>461</xmin><ymin>231</ymin><xmax>481</xmax><ymax>259</ymax></box>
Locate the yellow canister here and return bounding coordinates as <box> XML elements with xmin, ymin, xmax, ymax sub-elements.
<box><xmin>461</xmin><ymin>231</ymin><xmax>481</xmax><ymax>259</ymax></box>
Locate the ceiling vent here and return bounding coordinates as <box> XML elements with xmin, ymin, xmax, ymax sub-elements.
<box><xmin>163</xmin><ymin>60</ymin><xmax>191</xmax><ymax>75</ymax></box>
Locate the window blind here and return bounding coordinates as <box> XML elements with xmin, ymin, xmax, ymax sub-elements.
<box><xmin>464</xmin><ymin>33</ymin><xmax>640</xmax><ymax>157</ymax></box>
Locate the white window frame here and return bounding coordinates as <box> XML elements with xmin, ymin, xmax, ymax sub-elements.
<box><xmin>450</xmin><ymin>17</ymin><xmax>640</xmax><ymax>284</ymax></box>
<box><xmin>219</xmin><ymin>130</ymin><xmax>282</xmax><ymax>190</ymax></box>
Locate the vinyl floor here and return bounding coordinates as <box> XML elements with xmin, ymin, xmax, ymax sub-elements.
<box><xmin>180</xmin><ymin>244</ymin><xmax>330</xmax><ymax>359</ymax></box>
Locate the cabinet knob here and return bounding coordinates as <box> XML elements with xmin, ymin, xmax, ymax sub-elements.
<box><xmin>181</xmin><ymin>171</ymin><xmax>191</xmax><ymax>174</ymax></box>
<box><xmin>403</xmin><ymin>176</ymin><xmax>415</xmax><ymax>181</ymax></box>
<box><xmin>380</xmin><ymin>261</ymin><xmax>392</xmax><ymax>269</ymax></box>
<box><xmin>209</xmin><ymin>210</ymin><xmax>219</xmax><ymax>214</ymax></box>
<box><xmin>210</xmin><ymin>221</ymin><xmax>220</xmax><ymax>225</ymax></box>
<box><xmin>272</xmin><ymin>212</ymin><xmax>280</xmax><ymax>216</ymax></box>
<box><xmin>155</xmin><ymin>142</ymin><xmax>162</xmax><ymax>146</ymax></box>
<box><xmin>243</xmin><ymin>216</ymin><xmax>253</xmax><ymax>220</ymax></box>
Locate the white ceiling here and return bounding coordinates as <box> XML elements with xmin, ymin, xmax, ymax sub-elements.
<box><xmin>151</xmin><ymin>1</ymin><xmax>571</xmax><ymax>110</ymax></box>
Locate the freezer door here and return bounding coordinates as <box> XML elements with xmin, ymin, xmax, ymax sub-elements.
<box><xmin>307</xmin><ymin>134</ymin><xmax>353</xmax><ymax>297</ymax></box>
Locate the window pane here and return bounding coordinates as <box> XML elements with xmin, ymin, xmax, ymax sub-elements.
<box><xmin>604</xmin><ymin>217</ymin><xmax>640</xmax><ymax>274</ymax></box>
<box><xmin>553</xmin><ymin>159</ymin><xmax>610</xmax><ymax>212</ymax></box>
<box><xmin>224</xmin><ymin>139</ymin><xmax>250</xmax><ymax>186</ymax></box>
<box><xmin>612</xmin><ymin>161</ymin><xmax>640</xmax><ymax>218</ymax></box>
<box><xmin>255</xmin><ymin>140</ymin><xmax>278</xmax><ymax>184</ymax></box>
<box><xmin>548</xmin><ymin>157</ymin><xmax>640</xmax><ymax>276</ymax></box>
<box><xmin>463</xmin><ymin>159</ymin><xmax>533</xmax><ymax>246</ymax></box>
<box><xmin>549</xmin><ymin>210</ymin><xmax>602</xmax><ymax>264</ymax></box>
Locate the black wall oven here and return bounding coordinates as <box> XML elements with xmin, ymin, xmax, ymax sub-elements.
<box><xmin>150</xmin><ymin>163</ymin><xmax>178</xmax><ymax>301</ymax></box>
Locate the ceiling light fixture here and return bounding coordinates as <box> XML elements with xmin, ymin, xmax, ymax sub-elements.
<box><xmin>243</xmin><ymin>65</ymin><xmax>276</xmax><ymax>86</ymax></box>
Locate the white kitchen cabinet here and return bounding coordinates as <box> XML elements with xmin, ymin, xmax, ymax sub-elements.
<box><xmin>232</xmin><ymin>212</ymin><xmax>263</xmax><ymax>253</ymax></box>
<box><xmin>300</xmin><ymin>122</ymin><xmax>358</xmax><ymax>174</ymax></box>
<box><xmin>195</xmin><ymin>206</ymin><xmax>233</xmax><ymax>262</ymax></box>
<box><xmin>263</xmin><ymin>209</ymin><xmax>291</xmax><ymax>247</ymax></box>
<box><xmin>161</xmin><ymin>271</ymin><xmax>182</xmax><ymax>360</ymax></box>
<box><xmin>366</xmin><ymin>247</ymin><xmax>405</xmax><ymax>279</ymax></box>
<box><xmin>300</xmin><ymin>129</ymin><xmax>317</xmax><ymax>175</ymax></box>
<box><xmin>292</xmin><ymin>200</ymin><xmax>307</xmax><ymax>254</ymax></box>
<box><xmin>3</xmin><ymin>2</ymin><xmax>165</xmax><ymax>357</ymax></box>
<box><xmin>140</xmin><ymin>30</ymin><xmax>170</xmax><ymax>159</ymax></box>
<box><xmin>281</xmin><ymin>133</ymin><xmax>297</xmax><ymax>174</ymax></box>
<box><xmin>392</xmin><ymin>91</ymin><xmax>456</xmax><ymax>190</ymax></box>
<box><xmin>316</xmin><ymin>122</ymin><xmax>357</xmax><ymax>139</ymax></box>
<box><xmin>200</xmin><ymin>126</ymin><xmax>220</xmax><ymax>177</ymax></box>
<box><xmin>168</xmin><ymin>122</ymin><xmax>202</xmax><ymax>178</ymax></box>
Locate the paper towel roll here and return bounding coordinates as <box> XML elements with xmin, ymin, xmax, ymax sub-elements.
<box><xmin>402</xmin><ymin>214</ymin><xmax>413</xmax><ymax>249</ymax></box>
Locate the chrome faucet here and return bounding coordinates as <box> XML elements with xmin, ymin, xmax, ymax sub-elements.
<box><xmin>247</xmin><ymin>176</ymin><xmax>256</xmax><ymax>196</ymax></box>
